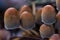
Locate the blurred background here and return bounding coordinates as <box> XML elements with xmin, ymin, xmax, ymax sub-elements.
<box><xmin>0</xmin><ymin>0</ymin><xmax>56</xmax><ymax>9</ymax></box>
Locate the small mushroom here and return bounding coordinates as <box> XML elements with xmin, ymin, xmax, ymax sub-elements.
<box><xmin>41</xmin><ymin>5</ymin><xmax>56</xmax><ymax>25</ymax></box>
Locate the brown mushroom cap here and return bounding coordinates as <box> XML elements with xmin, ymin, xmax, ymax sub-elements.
<box><xmin>55</xmin><ymin>11</ymin><xmax>60</xmax><ymax>33</ymax></box>
<box><xmin>0</xmin><ymin>29</ymin><xmax>11</xmax><ymax>40</ymax></box>
<box><xmin>41</xmin><ymin>5</ymin><xmax>56</xmax><ymax>25</ymax></box>
<box><xmin>35</xmin><ymin>8</ymin><xmax>42</xmax><ymax>24</ymax></box>
<box><xmin>56</xmin><ymin>0</ymin><xmax>60</xmax><ymax>11</ymax></box>
<box><xmin>39</xmin><ymin>24</ymin><xmax>55</xmax><ymax>38</ymax></box>
<box><xmin>49</xmin><ymin>34</ymin><xmax>60</xmax><ymax>40</ymax></box>
<box><xmin>4</xmin><ymin>7</ymin><xmax>20</xmax><ymax>30</ymax></box>
<box><xmin>19</xmin><ymin>5</ymin><xmax>32</xmax><ymax>15</ymax></box>
<box><xmin>20</xmin><ymin>11</ymin><xmax>34</xmax><ymax>30</ymax></box>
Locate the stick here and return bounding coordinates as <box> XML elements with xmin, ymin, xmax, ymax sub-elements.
<box><xmin>19</xmin><ymin>26</ymin><xmax>34</xmax><ymax>36</ymax></box>
<box><xmin>31</xmin><ymin>30</ymin><xmax>39</xmax><ymax>36</ymax></box>
<box><xmin>19</xmin><ymin>26</ymin><xmax>39</xmax><ymax>37</ymax></box>
<box><xmin>32</xmin><ymin>2</ymin><xmax>36</xmax><ymax>15</ymax></box>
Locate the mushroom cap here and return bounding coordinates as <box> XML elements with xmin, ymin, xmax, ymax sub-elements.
<box><xmin>56</xmin><ymin>0</ymin><xmax>60</xmax><ymax>11</ymax></box>
<box><xmin>19</xmin><ymin>5</ymin><xmax>32</xmax><ymax>15</ymax></box>
<box><xmin>20</xmin><ymin>11</ymin><xmax>35</xmax><ymax>30</ymax></box>
<box><xmin>49</xmin><ymin>34</ymin><xmax>60</xmax><ymax>40</ymax></box>
<box><xmin>55</xmin><ymin>11</ymin><xmax>60</xmax><ymax>33</ymax></box>
<box><xmin>35</xmin><ymin>8</ymin><xmax>42</xmax><ymax>24</ymax></box>
<box><xmin>4</xmin><ymin>7</ymin><xmax>20</xmax><ymax>30</ymax></box>
<box><xmin>39</xmin><ymin>24</ymin><xmax>55</xmax><ymax>38</ymax></box>
<box><xmin>41</xmin><ymin>5</ymin><xmax>56</xmax><ymax>25</ymax></box>
<box><xmin>0</xmin><ymin>29</ymin><xmax>11</xmax><ymax>40</ymax></box>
